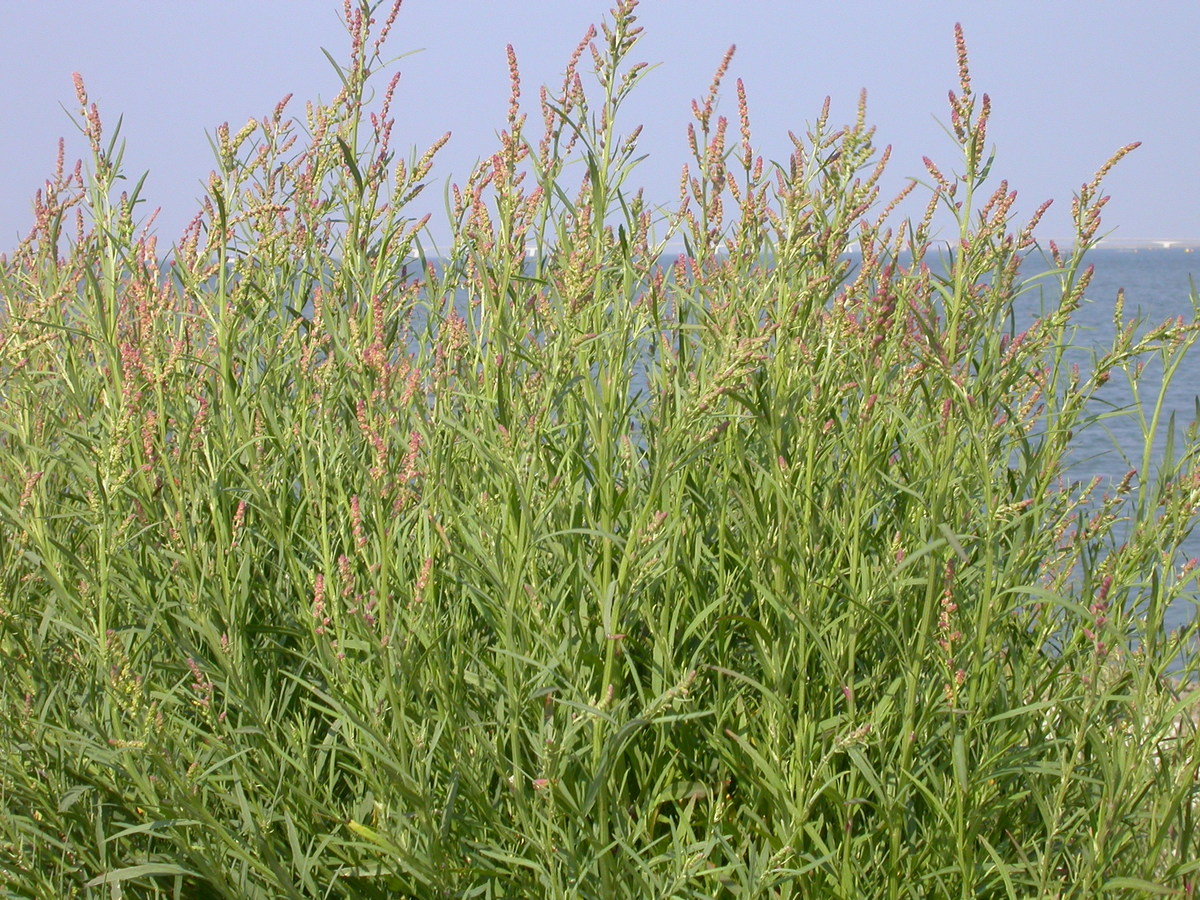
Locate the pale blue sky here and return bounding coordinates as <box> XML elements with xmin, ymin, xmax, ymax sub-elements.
<box><xmin>3</xmin><ymin>1</ymin><xmax>1197</xmax><ymax>252</ymax></box>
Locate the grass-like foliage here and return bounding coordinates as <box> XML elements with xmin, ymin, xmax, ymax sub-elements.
<box><xmin>3</xmin><ymin>2</ymin><xmax>1200</xmax><ymax>896</ymax></box>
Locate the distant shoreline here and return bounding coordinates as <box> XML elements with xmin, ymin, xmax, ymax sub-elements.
<box><xmin>1090</xmin><ymin>238</ymin><xmax>1200</xmax><ymax>250</ymax></box>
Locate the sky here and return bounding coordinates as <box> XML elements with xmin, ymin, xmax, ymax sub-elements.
<box><xmin>2</xmin><ymin>1</ymin><xmax>1198</xmax><ymax>254</ymax></box>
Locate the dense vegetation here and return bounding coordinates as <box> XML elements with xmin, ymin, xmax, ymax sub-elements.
<box><xmin>2</xmin><ymin>2</ymin><xmax>1198</xmax><ymax>896</ymax></box>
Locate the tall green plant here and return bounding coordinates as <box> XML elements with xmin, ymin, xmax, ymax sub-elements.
<box><xmin>2</xmin><ymin>2</ymin><xmax>1198</xmax><ymax>897</ymax></box>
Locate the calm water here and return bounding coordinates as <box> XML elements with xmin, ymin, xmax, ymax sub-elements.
<box><xmin>1015</xmin><ymin>248</ymin><xmax>1199</xmax><ymax>473</ymax></box>
<box><xmin>1015</xmin><ymin>248</ymin><xmax>1200</xmax><ymax>633</ymax></box>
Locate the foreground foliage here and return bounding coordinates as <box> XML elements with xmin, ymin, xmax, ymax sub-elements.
<box><xmin>2</xmin><ymin>2</ymin><xmax>1198</xmax><ymax>896</ymax></box>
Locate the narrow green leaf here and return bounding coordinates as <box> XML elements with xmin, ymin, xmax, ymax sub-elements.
<box><xmin>85</xmin><ymin>864</ymin><xmax>195</xmax><ymax>887</ymax></box>
<box><xmin>337</xmin><ymin>136</ymin><xmax>364</xmax><ymax>193</ymax></box>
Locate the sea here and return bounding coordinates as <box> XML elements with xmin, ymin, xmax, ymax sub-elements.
<box><xmin>1004</xmin><ymin>246</ymin><xmax>1200</xmax><ymax>635</ymax></box>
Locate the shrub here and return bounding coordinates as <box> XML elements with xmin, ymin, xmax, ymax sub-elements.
<box><xmin>2</xmin><ymin>2</ymin><xmax>1198</xmax><ymax>897</ymax></box>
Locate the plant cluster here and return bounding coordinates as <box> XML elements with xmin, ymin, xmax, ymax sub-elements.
<box><xmin>2</xmin><ymin>1</ymin><xmax>1198</xmax><ymax>896</ymax></box>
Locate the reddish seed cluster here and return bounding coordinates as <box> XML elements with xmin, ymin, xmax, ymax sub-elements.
<box><xmin>312</xmin><ymin>574</ymin><xmax>330</xmax><ymax>636</ymax></box>
<box><xmin>17</xmin><ymin>470</ymin><xmax>43</xmax><ymax>513</ymax></box>
<box><xmin>228</xmin><ymin>499</ymin><xmax>247</xmax><ymax>550</ymax></box>
<box><xmin>186</xmin><ymin>657</ymin><xmax>215</xmax><ymax>713</ymax></box>
<box><xmin>938</xmin><ymin>562</ymin><xmax>967</xmax><ymax>704</ymax></box>
<box><xmin>1082</xmin><ymin>574</ymin><xmax>1113</xmax><ymax>658</ymax></box>
<box><xmin>350</xmin><ymin>495</ymin><xmax>366</xmax><ymax>548</ymax></box>
<box><xmin>413</xmin><ymin>556</ymin><xmax>434</xmax><ymax>604</ymax></box>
